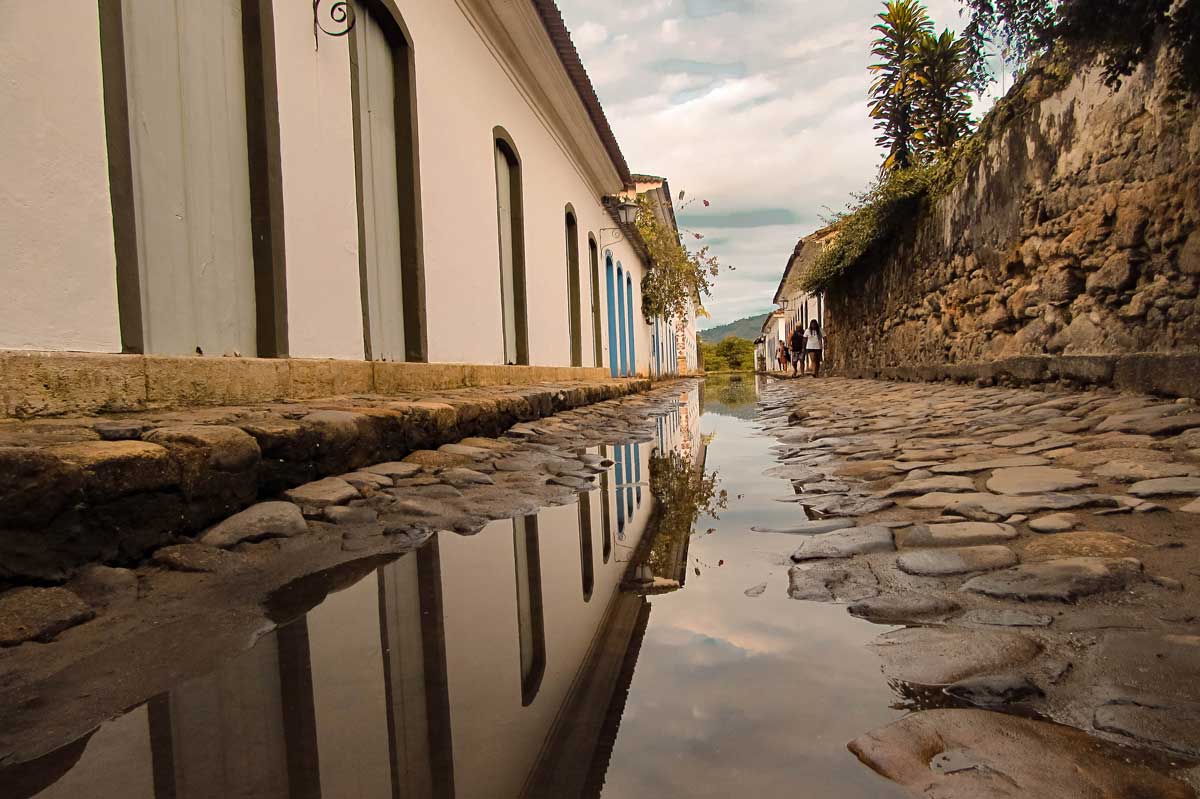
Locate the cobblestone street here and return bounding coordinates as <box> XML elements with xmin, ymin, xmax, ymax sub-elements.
<box><xmin>756</xmin><ymin>375</ymin><xmax>1200</xmax><ymax>794</ymax></box>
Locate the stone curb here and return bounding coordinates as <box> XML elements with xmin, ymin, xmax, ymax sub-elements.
<box><xmin>0</xmin><ymin>377</ymin><xmax>652</xmax><ymax>582</ymax></box>
<box><xmin>0</xmin><ymin>350</ymin><xmax>622</xmax><ymax>419</ymax></box>
<box><xmin>831</xmin><ymin>353</ymin><xmax>1200</xmax><ymax>400</ymax></box>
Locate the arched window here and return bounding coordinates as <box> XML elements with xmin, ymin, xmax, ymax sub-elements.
<box><xmin>634</xmin><ymin>443</ymin><xmax>642</xmax><ymax>507</ymax></box>
<box><xmin>625</xmin><ymin>443</ymin><xmax>635</xmax><ymax>516</ymax></box>
<box><xmin>578</xmin><ymin>493</ymin><xmax>594</xmax><ymax>601</ymax></box>
<box><xmin>513</xmin><ymin>515</ymin><xmax>544</xmax><ymax>705</ymax></box>
<box><xmin>352</xmin><ymin>0</ymin><xmax>426</xmax><ymax>362</ymax></box>
<box><xmin>494</xmin><ymin>129</ymin><xmax>528</xmax><ymax>365</ymax></box>
<box><xmin>604</xmin><ymin>254</ymin><xmax>618</xmax><ymax>377</ymax></box>
<box><xmin>589</xmin><ymin>236</ymin><xmax>602</xmax><ymax>368</ymax></box>
<box><xmin>614</xmin><ymin>445</ymin><xmax>625</xmax><ymax>537</ymax></box>
<box><xmin>616</xmin><ymin>264</ymin><xmax>628</xmax><ymax>377</ymax></box>
<box><xmin>564</xmin><ymin>207</ymin><xmax>582</xmax><ymax>367</ymax></box>
<box><xmin>599</xmin><ymin>445</ymin><xmax>613</xmax><ymax>563</ymax></box>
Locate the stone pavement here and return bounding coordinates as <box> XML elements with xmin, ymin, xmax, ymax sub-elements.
<box><xmin>758</xmin><ymin>376</ymin><xmax>1200</xmax><ymax>796</ymax></box>
<box><xmin>0</xmin><ymin>377</ymin><xmax>648</xmax><ymax>583</ymax></box>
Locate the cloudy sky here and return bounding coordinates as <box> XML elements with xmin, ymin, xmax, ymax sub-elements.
<box><xmin>555</xmin><ymin>0</ymin><xmax>1000</xmax><ymax>327</ymax></box>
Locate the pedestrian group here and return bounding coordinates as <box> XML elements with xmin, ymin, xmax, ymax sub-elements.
<box><xmin>776</xmin><ymin>319</ymin><xmax>824</xmax><ymax>378</ymax></box>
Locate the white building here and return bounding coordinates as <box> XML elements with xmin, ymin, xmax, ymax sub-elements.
<box><xmin>760</xmin><ymin>226</ymin><xmax>837</xmax><ymax>369</ymax></box>
<box><xmin>755</xmin><ymin>310</ymin><xmax>787</xmax><ymax>372</ymax></box>
<box><xmin>1</xmin><ymin>0</ymin><xmax>670</xmax><ymax>379</ymax></box>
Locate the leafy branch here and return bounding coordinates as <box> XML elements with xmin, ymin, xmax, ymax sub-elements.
<box><xmin>636</xmin><ymin>193</ymin><xmax>728</xmax><ymax>324</ymax></box>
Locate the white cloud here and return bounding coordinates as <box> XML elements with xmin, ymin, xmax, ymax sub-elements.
<box><xmin>572</xmin><ymin>20</ymin><xmax>609</xmax><ymax>49</ymax></box>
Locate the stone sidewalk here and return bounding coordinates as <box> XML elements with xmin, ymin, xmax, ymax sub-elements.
<box><xmin>755</xmin><ymin>376</ymin><xmax>1200</xmax><ymax>795</ymax></box>
<box><xmin>0</xmin><ymin>377</ymin><xmax>649</xmax><ymax>583</ymax></box>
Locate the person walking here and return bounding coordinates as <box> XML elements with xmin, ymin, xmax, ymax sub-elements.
<box><xmin>805</xmin><ymin>320</ymin><xmax>825</xmax><ymax>377</ymax></box>
<box><xmin>776</xmin><ymin>340</ymin><xmax>788</xmax><ymax>373</ymax></box>
<box><xmin>789</xmin><ymin>326</ymin><xmax>806</xmax><ymax>376</ymax></box>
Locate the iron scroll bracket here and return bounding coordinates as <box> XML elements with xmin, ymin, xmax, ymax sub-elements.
<box><xmin>313</xmin><ymin>0</ymin><xmax>356</xmax><ymax>50</ymax></box>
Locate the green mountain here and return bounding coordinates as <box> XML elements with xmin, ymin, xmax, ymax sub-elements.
<box><xmin>698</xmin><ymin>313</ymin><xmax>770</xmax><ymax>343</ymax></box>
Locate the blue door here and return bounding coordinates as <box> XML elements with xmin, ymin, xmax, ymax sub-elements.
<box><xmin>626</xmin><ymin>274</ymin><xmax>636</xmax><ymax>376</ymax></box>
<box><xmin>605</xmin><ymin>256</ymin><xmax>618</xmax><ymax>377</ymax></box>
<box><xmin>616</xmin><ymin>265</ymin><xmax>628</xmax><ymax>377</ymax></box>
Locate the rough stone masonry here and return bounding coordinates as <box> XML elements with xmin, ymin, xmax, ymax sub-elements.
<box><xmin>824</xmin><ymin>42</ymin><xmax>1200</xmax><ymax>396</ymax></box>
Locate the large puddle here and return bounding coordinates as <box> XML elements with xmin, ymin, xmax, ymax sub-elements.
<box><xmin>12</xmin><ymin>376</ymin><xmax>911</xmax><ymax>799</ymax></box>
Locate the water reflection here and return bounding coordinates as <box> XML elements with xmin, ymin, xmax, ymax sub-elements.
<box><xmin>13</xmin><ymin>389</ymin><xmax>714</xmax><ymax>799</ymax></box>
<box><xmin>699</xmin><ymin>374</ymin><xmax>761</xmax><ymax>420</ymax></box>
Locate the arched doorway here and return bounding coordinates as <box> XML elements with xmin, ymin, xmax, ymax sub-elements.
<box><xmin>589</xmin><ymin>236</ymin><xmax>602</xmax><ymax>368</ymax></box>
<box><xmin>605</xmin><ymin>254</ymin><xmax>618</xmax><ymax>377</ymax></box>
<box><xmin>616</xmin><ymin>264</ymin><xmax>628</xmax><ymax>377</ymax></box>
<box><xmin>625</xmin><ymin>273</ymin><xmax>636</xmax><ymax>376</ymax></box>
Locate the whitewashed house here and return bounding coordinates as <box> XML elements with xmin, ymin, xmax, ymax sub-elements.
<box><xmin>769</xmin><ymin>226</ymin><xmax>837</xmax><ymax>359</ymax></box>
<box><xmin>1</xmin><ymin>0</ymin><xmax>669</xmax><ymax>381</ymax></box>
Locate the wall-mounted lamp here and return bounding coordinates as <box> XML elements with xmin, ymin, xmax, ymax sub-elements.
<box><xmin>599</xmin><ymin>198</ymin><xmax>640</xmax><ymax>247</ymax></box>
<box><xmin>314</xmin><ymin>0</ymin><xmax>356</xmax><ymax>49</ymax></box>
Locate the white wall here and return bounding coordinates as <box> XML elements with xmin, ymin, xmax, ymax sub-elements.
<box><xmin>272</xmin><ymin>4</ymin><xmax>365</xmax><ymax>360</ymax></box>
<box><xmin>390</xmin><ymin>1</ymin><xmax>652</xmax><ymax>371</ymax></box>
<box><xmin>1</xmin><ymin>0</ymin><xmax>656</xmax><ymax>370</ymax></box>
<box><xmin>0</xmin><ymin>1</ymin><xmax>121</xmax><ymax>352</ymax></box>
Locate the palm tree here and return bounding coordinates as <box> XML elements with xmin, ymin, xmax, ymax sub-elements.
<box><xmin>869</xmin><ymin>0</ymin><xmax>934</xmax><ymax>172</ymax></box>
<box><xmin>911</xmin><ymin>29</ymin><xmax>974</xmax><ymax>156</ymax></box>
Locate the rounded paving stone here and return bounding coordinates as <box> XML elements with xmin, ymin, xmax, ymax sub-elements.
<box><xmin>1022</xmin><ymin>531</ymin><xmax>1144</xmax><ymax>562</ymax></box>
<box><xmin>849</xmin><ymin>709</ymin><xmax>1195</xmax><ymax>799</ymax></box>
<box><xmin>1129</xmin><ymin>477</ymin><xmax>1200</xmax><ymax>498</ymax></box>
<box><xmin>962</xmin><ymin>557</ymin><xmax>1144</xmax><ymax>602</ymax></box>
<box><xmin>897</xmin><ymin>545</ymin><xmax>1019</xmax><ymax>576</ymax></box>
<box><xmin>1028</xmin><ymin>512</ymin><xmax>1079</xmax><ymax>533</ymax></box>
<box><xmin>986</xmin><ymin>467</ymin><xmax>1096</xmax><ymax>495</ymax></box>
<box><xmin>897</xmin><ymin>522</ymin><xmax>1019</xmax><ymax>549</ymax></box>
<box><xmin>869</xmin><ymin>627</ymin><xmax>1041</xmax><ymax>686</ymax></box>
<box><xmin>789</xmin><ymin>526</ymin><xmax>896</xmax><ymax>562</ymax></box>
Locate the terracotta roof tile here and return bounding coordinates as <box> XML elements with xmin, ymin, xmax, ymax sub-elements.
<box><xmin>528</xmin><ymin>0</ymin><xmax>633</xmax><ymax>188</ymax></box>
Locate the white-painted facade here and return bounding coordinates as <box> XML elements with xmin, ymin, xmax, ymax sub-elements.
<box><xmin>0</xmin><ymin>0</ymin><xmax>662</xmax><ymax>376</ymax></box>
<box><xmin>762</xmin><ymin>225</ymin><xmax>837</xmax><ymax>369</ymax></box>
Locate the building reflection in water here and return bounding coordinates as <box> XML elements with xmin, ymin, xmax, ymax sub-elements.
<box><xmin>14</xmin><ymin>389</ymin><xmax>711</xmax><ymax>799</ymax></box>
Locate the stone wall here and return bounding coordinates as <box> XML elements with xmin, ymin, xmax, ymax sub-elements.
<box><xmin>824</xmin><ymin>44</ymin><xmax>1200</xmax><ymax>393</ymax></box>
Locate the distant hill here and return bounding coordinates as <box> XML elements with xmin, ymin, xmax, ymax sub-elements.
<box><xmin>699</xmin><ymin>313</ymin><xmax>770</xmax><ymax>343</ymax></box>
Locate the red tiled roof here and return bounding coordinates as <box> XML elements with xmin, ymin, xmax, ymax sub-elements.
<box><xmin>529</xmin><ymin>0</ymin><xmax>634</xmax><ymax>188</ymax></box>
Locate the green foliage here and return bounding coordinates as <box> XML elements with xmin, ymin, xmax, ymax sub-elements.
<box><xmin>644</xmin><ymin>450</ymin><xmax>727</xmax><ymax>579</ymax></box>
<box><xmin>811</xmin><ymin>0</ymin><xmax>1200</xmax><ymax>296</ymax></box>
<box><xmin>912</xmin><ymin>29</ymin><xmax>975</xmax><ymax>155</ymax></box>
<box><xmin>957</xmin><ymin>0</ymin><xmax>1057</xmax><ymax>91</ymax></box>
<box><xmin>800</xmin><ymin>167</ymin><xmax>935</xmax><ymax>293</ymax></box>
<box><xmin>702</xmin><ymin>374</ymin><xmax>759</xmax><ymax>419</ymax></box>
<box><xmin>636</xmin><ymin>195</ymin><xmax>720</xmax><ymax>324</ymax></box>
<box><xmin>957</xmin><ymin>0</ymin><xmax>1200</xmax><ymax>92</ymax></box>
<box><xmin>869</xmin><ymin>0</ymin><xmax>934</xmax><ymax>172</ymax></box>
<box><xmin>700</xmin><ymin>336</ymin><xmax>756</xmax><ymax>373</ymax></box>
